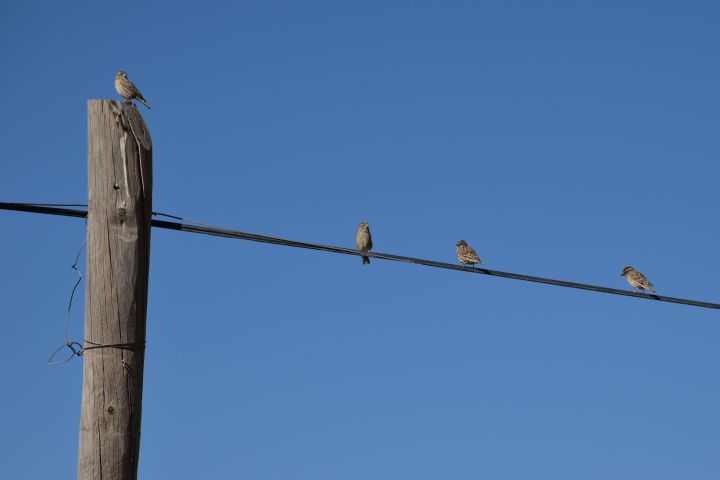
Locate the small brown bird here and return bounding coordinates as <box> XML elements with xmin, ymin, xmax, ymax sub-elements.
<box><xmin>115</xmin><ymin>71</ymin><xmax>150</xmax><ymax>109</ymax></box>
<box><xmin>355</xmin><ymin>222</ymin><xmax>373</xmax><ymax>265</ymax></box>
<box><xmin>621</xmin><ymin>265</ymin><xmax>656</xmax><ymax>294</ymax></box>
<box><xmin>457</xmin><ymin>240</ymin><xmax>483</xmax><ymax>267</ymax></box>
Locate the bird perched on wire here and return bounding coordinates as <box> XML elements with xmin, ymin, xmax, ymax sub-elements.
<box><xmin>355</xmin><ymin>222</ymin><xmax>373</xmax><ymax>265</ymax></box>
<box><xmin>621</xmin><ymin>265</ymin><xmax>656</xmax><ymax>294</ymax></box>
<box><xmin>457</xmin><ymin>240</ymin><xmax>483</xmax><ymax>267</ymax></box>
<box><xmin>115</xmin><ymin>71</ymin><xmax>150</xmax><ymax>109</ymax></box>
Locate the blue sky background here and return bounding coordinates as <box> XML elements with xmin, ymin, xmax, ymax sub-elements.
<box><xmin>1</xmin><ymin>1</ymin><xmax>719</xmax><ymax>478</ymax></box>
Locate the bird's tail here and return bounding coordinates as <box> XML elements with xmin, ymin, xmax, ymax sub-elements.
<box><xmin>138</xmin><ymin>97</ymin><xmax>151</xmax><ymax>109</ymax></box>
<box><xmin>362</xmin><ymin>255</ymin><xmax>370</xmax><ymax>265</ymax></box>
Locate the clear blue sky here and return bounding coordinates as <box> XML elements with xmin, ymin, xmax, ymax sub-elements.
<box><xmin>1</xmin><ymin>1</ymin><xmax>719</xmax><ymax>478</ymax></box>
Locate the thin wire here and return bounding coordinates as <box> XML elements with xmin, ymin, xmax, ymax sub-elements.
<box><xmin>66</xmin><ymin>238</ymin><xmax>86</xmax><ymax>342</ymax></box>
<box><xmin>23</xmin><ymin>203</ymin><xmax>88</xmax><ymax>207</ymax></box>
<box><xmin>2</xmin><ymin>201</ymin><xmax>719</xmax><ymax>310</ymax></box>
<box><xmin>48</xmin><ymin>236</ymin><xmax>87</xmax><ymax>365</ymax></box>
<box><xmin>152</xmin><ymin>211</ymin><xmax>223</xmax><ymax>229</ymax></box>
<box><xmin>44</xmin><ymin>232</ymin><xmax>145</xmax><ymax>364</ymax></box>
<box><xmin>83</xmin><ymin>340</ymin><xmax>145</xmax><ymax>352</ymax></box>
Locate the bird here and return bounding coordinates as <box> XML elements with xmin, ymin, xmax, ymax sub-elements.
<box><xmin>355</xmin><ymin>222</ymin><xmax>373</xmax><ymax>265</ymax></box>
<box><xmin>457</xmin><ymin>240</ymin><xmax>483</xmax><ymax>267</ymax></box>
<box><xmin>621</xmin><ymin>265</ymin><xmax>656</xmax><ymax>294</ymax></box>
<box><xmin>115</xmin><ymin>71</ymin><xmax>150</xmax><ymax>109</ymax></box>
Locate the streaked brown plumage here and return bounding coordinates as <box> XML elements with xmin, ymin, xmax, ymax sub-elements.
<box><xmin>457</xmin><ymin>240</ymin><xmax>483</xmax><ymax>267</ymax></box>
<box><xmin>115</xmin><ymin>71</ymin><xmax>150</xmax><ymax>109</ymax></box>
<box><xmin>355</xmin><ymin>222</ymin><xmax>372</xmax><ymax>265</ymax></box>
<box><xmin>621</xmin><ymin>265</ymin><xmax>655</xmax><ymax>294</ymax></box>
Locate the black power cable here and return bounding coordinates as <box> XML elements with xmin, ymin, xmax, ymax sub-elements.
<box><xmin>2</xmin><ymin>202</ymin><xmax>718</xmax><ymax>310</ymax></box>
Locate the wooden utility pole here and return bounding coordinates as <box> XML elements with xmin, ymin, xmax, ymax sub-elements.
<box><xmin>78</xmin><ymin>100</ymin><xmax>152</xmax><ymax>479</ymax></box>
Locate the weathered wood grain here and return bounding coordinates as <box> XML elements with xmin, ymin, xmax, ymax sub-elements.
<box><xmin>78</xmin><ymin>100</ymin><xmax>152</xmax><ymax>480</ymax></box>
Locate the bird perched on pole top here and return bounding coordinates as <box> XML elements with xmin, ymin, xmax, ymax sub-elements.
<box><xmin>457</xmin><ymin>240</ymin><xmax>483</xmax><ymax>267</ymax></box>
<box><xmin>621</xmin><ymin>265</ymin><xmax>656</xmax><ymax>294</ymax></box>
<box><xmin>115</xmin><ymin>71</ymin><xmax>150</xmax><ymax>109</ymax></box>
<box><xmin>355</xmin><ymin>222</ymin><xmax>373</xmax><ymax>265</ymax></box>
